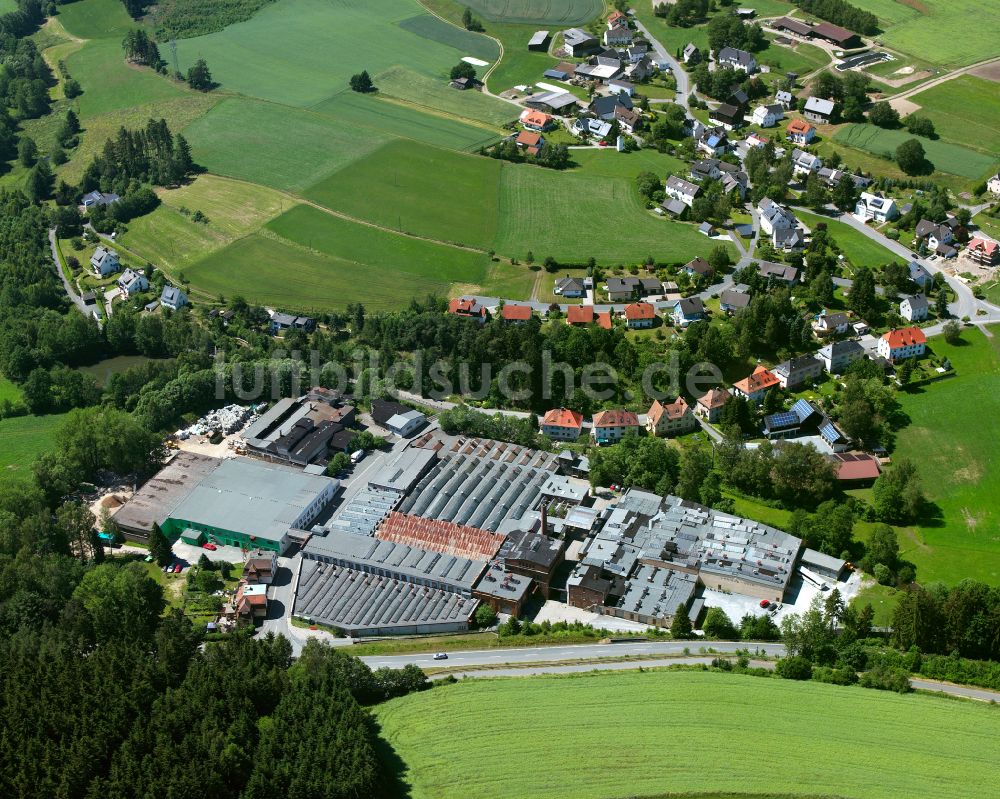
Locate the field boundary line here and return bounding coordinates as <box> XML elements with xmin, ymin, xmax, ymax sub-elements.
<box><xmin>414</xmin><ymin>0</ymin><xmax>506</xmax><ymax>90</ymax></box>
<box><xmin>372</xmin><ymin>89</ymin><xmax>510</xmax><ymax>135</ymax></box>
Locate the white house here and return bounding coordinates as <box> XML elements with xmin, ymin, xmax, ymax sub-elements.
<box><xmin>900</xmin><ymin>294</ymin><xmax>929</xmax><ymax>322</ymax></box>
<box><xmin>803</xmin><ymin>96</ymin><xmax>835</xmax><ymax>123</ymax></box>
<box><xmin>665</xmin><ymin>175</ymin><xmax>700</xmax><ymax>207</ymax></box>
<box><xmin>775</xmin><ymin>90</ymin><xmax>794</xmax><ymax>110</ymax></box>
<box><xmin>90</xmin><ymin>246</ymin><xmax>120</xmax><ymax>277</ymax></box>
<box><xmin>786</xmin><ymin>119</ymin><xmax>815</xmax><ymax>145</ymax></box>
<box><xmin>717</xmin><ymin>46</ymin><xmax>757</xmax><ymax>74</ymax></box>
<box><xmin>988</xmin><ymin>172</ymin><xmax>1000</xmax><ymax>196</ymax></box>
<box><xmin>791</xmin><ymin>148</ymin><xmax>822</xmax><ymax>177</ymax></box>
<box><xmin>751</xmin><ymin>104</ymin><xmax>784</xmax><ymax>127</ymax></box>
<box><xmin>160</xmin><ymin>285</ymin><xmax>187</xmax><ymax>311</ymax></box>
<box><xmin>813</xmin><ymin>311</ymin><xmax>851</xmax><ymax>337</ymax></box>
<box><xmin>854</xmin><ymin>192</ymin><xmax>899</xmax><ymax>223</ymax></box>
<box><xmin>117</xmin><ymin>268</ymin><xmax>149</xmax><ymax>298</ymax></box>
<box><xmin>385</xmin><ymin>409</ymin><xmax>426</xmax><ymax>438</ymax></box>
<box><xmin>757</xmin><ymin>198</ymin><xmax>802</xmax><ymax>249</ymax></box>
<box><xmin>877</xmin><ymin>327</ymin><xmax>927</xmax><ymax>362</ymax></box>
<box><xmin>564</xmin><ymin>28</ymin><xmax>600</xmax><ymax>57</ymax></box>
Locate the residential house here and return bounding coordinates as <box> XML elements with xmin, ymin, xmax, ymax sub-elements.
<box><xmin>590</xmin><ymin>93</ymin><xmax>632</xmax><ymax>121</ymax></box>
<box><xmin>900</xmin><ymin>294</ymin><xmax>929</xmax><ymax>322</ymax></box>
<box><xmin>597</xmin><ymin>310</ymin><xmax>613</xmax><ymax>329</ymax></box>
<box><xmin>728</xmin><ymin>88</ymin><xmax>749</xmax><ymax>109</ymax></box>
<box><xmin>660</xmin><ymin>198</ymin><xmax>688</xmax><ymax>218</ymax></box>
<box><xmin>943</xmin><ymin>214</ymin><xmax>969</xmax><ymax>243</ymax></box>
<box><xmin>500</xmin><ymin>304</ymin><xmax>534</xmax><ymax>323</ymax></box>
<box><xmin>695</xmin><ymin>388</ymin><xmax>730</xmax><ymax>422</ymax></box>
<box><xmin>818</xmin><ymin>167</ymin><xmax>868</xmax><ymax>189</ymax></box>
<box><xmin>813</xmin><ymin>310</ymin><xmax>851</xmax><ymax>337</ymax></box>
<box><xmin>690</xmin><ymin>159</ymin><xmax>721</xmax><ymax>182</ymax></box>
<box><xmin>710</xmin><ymin>102</ymin><xmax>745</xmax><ymax>130</ymax></box>
<box><xmin>696</xmin><ymin>126</ymin><xmax>728</xmax><ymax>156</ymax></box>
<box><xmin>603</xmin><ymin>25</ymin><xmax>632</xmax><ymax>47</ymax></box>
<box><xmin>573</xmin><ymin>117</ymin><xmax>613</xmax><ymax>139</ymax></box>
<box><xmin>786</xmin><ymin>118</ymin><xmax>816</xmax><ymax>145</ymax></box>
<box><xmin>448</xmin><ymin>297</ymin><xmax>488</xmax><ymax>323</ymax></box>
<box><xmin>234</xmin><ymin>582</ymin><xmax>267</xmax><ymax>624</ymax></box>
<box><xmin>721</xmin><ymin>170</ymin><xmax>748</xmax><ymax>199</ymax></box>
<box><xmin>591</xmin><ymin>409</ymin><xmax>640</xmax><ymax>444</ymax></box>
<box><xmin>608</xmin><ymin>78</ymin><xmax>635</xmax><ymax>97</ymax></box>
<box><xmin>81</xmin><ymin>190</ymin><xmax>120</xmax><ymax>209</ymax></box>
<box><xmin>639</xmin><ymin>277</ymin><xmax>662</xmax><ymax>295</ymax></box>
<box><xmin>541</xmin><ymin>408</ymin><xmax>584</xmax><ymax>441</ymax></box>
<box><xmin>665</xmin><ymin>175</ymin><xmax>700</xmax><ymax>207</ymax></box>
<box><xmin>757</xmin><ymin>261</ymin><xmax>799</xmax><ymax>284</ymax></box>
<box><xmin>717</xmin><ymin>46</ymin><xmax>757</xmax><ymax>74</ymax></box>
<box><xmin>854</xmin><ymin>192</ymin><xmax>899</xmax><ymax>223</ymax></box>
<box><xmin>520</xmin><ymin>108</ymin><xmax>555</xmax><ymax>131</ymax></box>
<box><xmin>775</xmin><ymin>89</ymin><xmax>794</xmax><ymax>110</ymax></box>
<box><xmin>646</xmin><ymin>397</ymin><xmax>696</xmax><ymax>437</ymax></box>
<box><xmin>914</xmin><ymin>219</ymin><xmax>953</xmax><ymax>254</ymax></box>
<box><xmin>554</xmin><ymin>275</ymin><xmax>586</xmax><ymax>297</ymax></box>
<box><xmin>607</xmin><ymin>10</ymin><xmax>627</xmax><ymax>28</ymax></box>
<box><xmin>90</xmin><ymin>246</ymin><xmax>120</xmax><ymax>277</ymax></box>
<box><xmin>528</xmin><ymin>30</ymin><xmax>551</xmax><ymax>51</ymax></box>
<box><xmin>682</xmin><ymin>42</ymin><xmax>701</xmax><ymax>64</ymax></box>
<box><xmin>606</xmin><ymin>276</ymin><xmax>640</xmax><ymax>301</ymax></box>
<box><xmin>567</xmin><ymin>305</ymin><xmax>595</xmax><ymax>325</ymax></box>
<box><xmin>877</xmin><ymin>327</ymin><xmax>927</xmax><ymax>362</ymax></box>
<box><xmin>116</xmin><ymin>268</ymin><xmax>148</xmax><ymax>298</ymax></box>
<box><xmin>762</xmin><ymin>398</ymin><xmax>821</xmax><ymax>439</ymax></box>
<box><xmin>672</xmin><ymin>296</ymin><xmax>706</xmax><ymax>327</ymax></box>
<box><xmin>817</xmin><ymin>339</ymin><xmax>864</xmax><ymax>373</ymax></box>
<box><xmin>772</xmin><ymin>355</ymin><xmax>823</xmax><ymax>389</ymax></box>
<box><xmin>515</xmin><ymin>130</ymin><xmax>544</xmax><ymax>156</ymax></box>
<box><xmin>967</xmin><ymin>236</ymin><xmax>999</xmax><ymax>266</ymax></box>
<box><xmin>243</xmin><ymin>549</ymin><xmax>278</xmax><ymax>585</ymax></box>
<box><xmin>160</xmin><ymin>285</ymin><xmax>187</xmax><ymax>311</ymax></box>
<box><xmin>614</xmin><ymin>105</ymin><xmax>641</xmax><ymax>134</ymax></box>
<box><xmin>819</xmin><ymin>417</ymin><xmax>851</xmax><ymax>451</ymax></box>
<box><xmin>803</xmin><ymin>96</ymin><xmax>835</xmax><ymax>124</ymax></box>
<box><xmin>682</xmin><ymin>257</ymin><xmax>714</xmax><ymax>279</ymax></box>
<box><xmin>751</xmin><ymin>103</ymin><xmax>784</xmax><ymax>127</ymax></box>
<box><xmin>625</xmin><ymin>54</ymin><xmax>653</xmax><ymax>80</ymax></box>
<box><xmin>746</xmin><ymin>131</ymin><xmax>770</xmax><ymax>149</ymax></box>
<box><xmin>907</xmin><ymin>260</ymin><xmax>933</xmax><ymax>289</ymax></box>
<box><xmin>757</xmin><ymin>198</ymin><xmax>803</xmax><ymax>250</ymax></box>
<box><xmin>791</xmin><ymin>147</ymin><xmax>822</xmax><ymax>177</ymax></box>
<box><xmin>732</xmin><ymin>364</ymin><xmax>780</xmax><ymax>403</ymax></box>
<box><xmin>988</xmin><ymin>173</ymin><xmax>1000</xmax><ymax>196</ymax></box>
<box><xmin>624</xmin><ymin>301</ymin><xmax>656</xmax><ymax>329</ymax></box>
<box><xmin>268</xmin><ymin>312</ymin><xmax>316</xmax><ymax>334</ymax></box>
<box><xmin>564</xmin><ymin>28</ymin><xmax>600</xmax><ymax>56</ymax></box>
<box><xmin>626</xmin><ymin>44</ymin><xmax>648</xmax><ymax>63</ymax></box>
<box><xmin>720</xmin><ymin>286</ymin><xmax>751</xmax><ymax>312</ymax></box>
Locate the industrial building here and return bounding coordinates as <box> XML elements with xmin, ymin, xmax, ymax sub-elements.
<box><xmin>241</xmin><ymin>390</ymin><xmax>356</xmax><ymax>467</ymax></box>
<box><xmin>113</xmin><ymin>452</ymin><xmax>340</xmax><ymax>552</ymax></box>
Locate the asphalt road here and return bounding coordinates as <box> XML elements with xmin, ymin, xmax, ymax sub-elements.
<box><xmin>632</xmin><ymin>17</ymin><xmax>689</xmax><ymax>108</ymax></box>
<box><xmin>359</xmin><ymin>640</ymin><xmax>786</xmax><ymax>670</ymax></box>
<box><xmin>434</xmin><ymin>656</ymin><xmax>775</xmax><ymax>680</ymax></box>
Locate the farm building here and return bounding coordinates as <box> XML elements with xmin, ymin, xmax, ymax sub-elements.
<box><xmin>528</xmin><ymin>30</ymin><xmax>551</xmax><ymax>51</ymax></box>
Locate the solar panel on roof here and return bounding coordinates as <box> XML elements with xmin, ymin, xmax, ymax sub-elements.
<box><xmin>765</xmin><ymin>411</ymin><xmax>799</xmax><ymax>429</ymax></box>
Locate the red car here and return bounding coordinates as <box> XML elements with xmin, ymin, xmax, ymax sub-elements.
<box><xmin>203</xmin><ymin>542</ymin><xmax>217</xmax><ymax>551</ymax></box>
<box><xmin>173</xmin><ymin>563</ymin><xmax>182</xmax><ymax>573</ymax></box>
<box><xmin>759</xmin><ymin>599</ymin><xmax>770</xmax><ymax>609</ymax></box>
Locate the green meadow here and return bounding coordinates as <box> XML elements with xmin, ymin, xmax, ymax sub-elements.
<box><xmin>459</xmin><ymin>0</ymin><xmax>601</xmax><ymax>25</ymax></box>
<box><xmin>0</xmin><ymin>414</ymin><xmax>66</xmax><ymax>481</ymax></box>
<box><xmin>375</xmin><ymin>66</ymin><xmax>517</xmax><ymax>127</ymax></box>
<box><xmin>795</xmin><ymin>210</ymin><xmax>903</xmax><ymax>268</ymax></box>
<box><xmin>375</xmin><ymin>670</ymin><xmax>1000</xmax><ymax>799</ymax></box>
<box><xmin>910</xmin><ymin>76</ymin><xmax>1000</xmax><ymax>158</ymax></box>
<box><xmin>55</xmin><ymin>0</ymin><xmax>133</xmax><ymax>39</ymax></box>
<box><xmin>303</xmin><ymin>139</ymin><xmax>503</xmax><ymax>250</ymax></box>
<box><xmin>833</xmin><ymin>124</ymin><xmax>996</xmax><ymax>181</ymax></box>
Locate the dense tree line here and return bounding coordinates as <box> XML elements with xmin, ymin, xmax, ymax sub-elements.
<box><xmin>80</xmin><ymin>118</ymin><xmax>194</xmax><ymax>197</ymax></box>
<box><xmin>655</xmin><ymin>0</ymin><xmax>708</xmax><ymax>27</ymax></box>
<box><xmin>148</xmin><ymin>0</ymin><xmax>277</xmax><ymax>39</ymax></box>
<box><xmin>892</xmin><ymin>580</ymin><xmax>1000</xmax><ymax>661</ymax></box>
<box><xmin>706</xmin><ymin>14</ymin><xmax>766</xmax><ymax>54</ymax></box>
<box><xmin>483</xmin><ymin>139</ymin><xmax>571</xmax><ymax>170</ymax></box>
<box><xmin>438</xmin><ymin>406</ymin><xmax>548</xmax><ymax>449</ymax></box>
<box><xmin>792</xmin><ymin>0</ymin><xmax>879</xmax><ymax>36</ymax></box>
<box><xmin>121</xmin><ymin>28</ymin><xmax>163</xmax><ymax>68</ymax></box>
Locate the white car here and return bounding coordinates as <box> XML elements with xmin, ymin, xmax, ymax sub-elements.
<box><xmin>432</xmin><ymin>652</ymin><xmax>448</xmax><ymax>660</ymax></box>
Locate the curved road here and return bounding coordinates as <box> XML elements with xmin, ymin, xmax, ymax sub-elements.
<box><xmin>633</xmin><ymin>17</ymin><xmax>689</xmax><ymax>108</ymax></box>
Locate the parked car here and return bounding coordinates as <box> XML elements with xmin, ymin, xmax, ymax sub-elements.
<box><xmin>432</xmin><ymin>652</ymin><xmax>448</xmax><ymax>661</ymax></box>
<box><xmin>203</xmin><ymin>542</ymin><xmax>217</xmax><ymax>551</ymax></box>
<box><xmin>172</xmin><ymin>563</ymin><xmax>182</xmax><ymax>573</ymax></box>
<box><xmin>759</xmin><ymin>599</ymin><xmax>770</xmax><ymax>609</ymax></box>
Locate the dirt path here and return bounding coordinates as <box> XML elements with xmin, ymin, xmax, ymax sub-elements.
<box><xmin>887</xmin><ymin>55</ymin><xmax>1000</xmax><ymax>100</ymax></box>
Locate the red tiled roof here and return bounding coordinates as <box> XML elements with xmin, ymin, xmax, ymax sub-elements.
<box><xmin>648</xmin><ymin>397</ymin><xmax>690</xmax><ymax>424</ymax></box>
<box><xmin>516</xmin><ymin>130</ymin><xmax>542</xmax><ymax>147</ymax></box>
<box><xmin>624</xmin><ymin>301</ymin><xmax>655</xmax><ymax>320</ymax></box>
<box><xmin>449</xmin><ymin>297</ymin><xmax>484</xmax><ymax>316</ymax></box>
<box><xmin>832</xmin><ymin>453</ymin><xmax>881</xmax><ymax>481</ymax></box>
<box><xmin>882</xmin><ymin>327</ymin><xmax>926</xmax><ymax>348</ymax></box>
<box><xmin>597</xmin><ymin>311</ymin><xmax>612</xmax><ymax>329</ymax></box>
<box><xmin>567</xmin><ymin>305</ymin><xmax>595</xmax><ymax>324</ymax></box>
<box><xmin>969</xmin><ymin>237</ymin><xmax>998</xmax><ymax>255</ymax></box>
<box><xmin>787</xmin><ymin>119</ymin><xmax>814</xmax><ymax>135</ymax></box>
<box><xmin>501</xmin><ymin>304</ymin><xmax>533</xmax><ymax>321</ymax></box>
<box><xmin>542</xmin><ymin>407</ymin><xmax>584</xmax><ymax>429</ymax></box>
<box><xmin>519</xmin><ymin>109</ymin><xmax>552</xmax><ymax>128</ymax></box>
<box><xmin>697</xmin><ymin>388</ymin><xmax>730</xmax><ymax>409</ymax></box>
<box><xmin>592</xmin><ymin>409</ymin><xmax>639</xmax><ymax>428</ymax></box>
<box><xmin>377</xmin><ymin>512</ymin><xmax>504</xmax><ymax>561</ymax></box>
<box><xmin>733</xmin><ymin>364</ymin><xmax>780</xmax><ymax>394</ymax></box>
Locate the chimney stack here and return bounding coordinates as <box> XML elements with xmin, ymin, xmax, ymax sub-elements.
<box><xmin>540</xmin><ymin>502</ymin><xmax>548</xmax><ymax>536</ymax></box>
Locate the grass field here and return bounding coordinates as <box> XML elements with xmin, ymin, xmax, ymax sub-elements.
<box><xmin>909</xmin><ymin>76</ymin><xmax>1000</xmax><ymax>158</ymax></box>
<box><xmin>795</xmin><ymin>209</ymin><xmax>902</xmax><ymax>268</ymax></box>
<box><xmin>375</xmin><ymin>66</ymin><xmax>517</xmax><ymax>127</ymax></box>
<box><xmin>858</xmin><ymin>0</ymin><xmax>1000</xmax><ymax>68</ymax></box>
<box><xmin>570</xmin><ymin>147</ymin><xmax>690</xmax><ymax>180</ymax></box>
<box><xmin>119</xmin><ymin>175</ymin><xmax>291</xmax><ymax>273</ymax></box>
<box><xmin>181</xmin><ymin>98</ymin><xmax>393</xmax><ymax>193</ymax></box>
<box><xmin>397</xmin><ymin>11</ymin><xmax>499</xmax><ymax>61</ymax></box>
<box><xmin>890</xmin><ymin>326</ymin><xmax>1000</xmax><ymax>585</ymax></box>
<box><xmin>756</xmin><ymin>39</ymin><xmax>829</xmax><ymax>76</ymax></box>
<box><xmin>495</xmin><ymin>165</ymin><xmax>731</xmax><ymax>264</ymax></box>
<box><xmin>173</xmin><ymin>0</ymin><xmax>493</xmax><ymax>108</ymax></box>
<box><xmin>459</xmin><ymin>0</ymin><xmax>601</xmax><ymax>25</ymax></box>
<box><xmin>56</xmin><ymin>0</ymin><xmax>133</xmax><ymax>39</ymax></box>
<box><xmin>832</xmin><ymin>124</ymin><xmax>996</xmax><ymax>181</ymax></box>
<box><xmin>375</xmin><ymin>670</ymin><xmax>1000</xmax><ymax>799</ymax></box>
<box><xmin>0</xmin><ymin>375</ymin><xmax>22</xmax><ymax>405</ymax></box>
<box><xmin>303</xmin><ymin>139</ymin><xmax>502</xmax><ymax>250</ymax></box>
<box><xmin>0</xmin><ymin>414</ymin><xmax>66</xmax><ymax>480</ymax></box>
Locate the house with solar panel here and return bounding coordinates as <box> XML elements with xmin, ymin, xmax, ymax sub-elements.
<box><xmin>762</xmin><ymin>399</ymin><xmax>821</xmax><ymax>440</ymax></box>
<box><xmin>818</xmin><ymin>417</ymin><xmax>851</xmax><ymax>451</ymax></box>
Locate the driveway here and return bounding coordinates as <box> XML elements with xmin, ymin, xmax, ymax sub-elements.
<box><xmin>48</xmin><ymin>228</ymin><xmax>95</xmax><ymax>321</ymax></box>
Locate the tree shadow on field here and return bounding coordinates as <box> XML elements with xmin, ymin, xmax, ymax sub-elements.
<box><xmin>372</xmin><ymin>719</ymin><xmax>413</xmax><ymax>799</ymax></box>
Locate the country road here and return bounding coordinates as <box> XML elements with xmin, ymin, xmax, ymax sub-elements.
<box><xmin>48</xmin><ymin>228</ymin><xmax>94</xmax><ymax>321</ymax></box>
